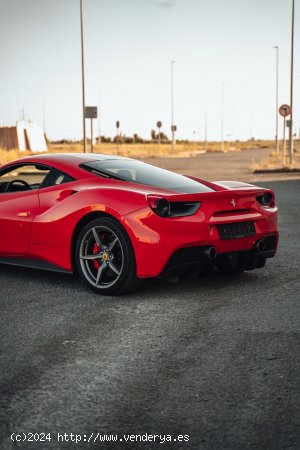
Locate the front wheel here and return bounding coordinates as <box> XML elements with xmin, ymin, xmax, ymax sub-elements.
<box><xmin>75</xmin><ymin>217</ymin><xmax>140</xmax><ymax>295</ymax></box>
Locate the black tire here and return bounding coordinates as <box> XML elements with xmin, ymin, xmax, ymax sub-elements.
<box><xmin>75</xmin><ymin>217</ymin><xmax>141</xmax><ymax>295</ymax></box>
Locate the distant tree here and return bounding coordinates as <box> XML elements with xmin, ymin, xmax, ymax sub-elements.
<box><xmin>133</xmin><ymin>133</ymin><xmax>144</xmax><ymax>143</ymax></box>
<box><xmin>99</xmin><ymin>135</ymin><xmax>111</xmax><ymax>143</ymax></box>
<box><xmin>151</xmin><ymin>129</ymin><xmax>169</xmax><ymax>142</ymax></box>
<box><xmin>124</xmin><ymin>136</ymin><xmax>134</xmax><ymax>144</ymax></box>
<box><xmin>159</xmin><ymin>131</ymin><xmax>169</xmax><ymax>142</ymax></box>
<box><xmin>150</xmin><ymin>129</ymin><xmax>156</xmax><ymax>141</ymax></box>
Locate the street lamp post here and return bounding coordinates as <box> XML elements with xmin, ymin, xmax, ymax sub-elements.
<box><xmin>80</xmin><ymin>0</ymin><xmax>86</xmax><ymax>153</ymax></box>
<box><xmin>273</xmin><ymin>46</ymin><xmax>279</xmax><ymax>154</ymax></box>
<box><xmin>204</xmin><ymin>96</ymin><xmax>208</xmax><ymax>150</ymax></box>
<box><xmin>289</xmin><ymin>0</ymin><xmax>295</xmax><ymax>165</ymax></box>
<box><xmin>98</xmin><ymin>91</ymin><xmax>101</xmax><ymax>147</ymax></box>
<box><xmin>42</xmin><ymin>102</ymin><xmax>46</xmax><ymax>138</ymax></box>
<box><xmin>171</xmin><ymin>60</ymin><xmax>176</xmax><ymax>152</ymax></box>
<box><xmin>221</xmin><ymin>83</ymin><xmax>225</xmax><ymax>152</ymax></box>
<box><xmin>230</xmin><ymin>105</ymin><xmax>237</xmax><ymax>146</ymax></box>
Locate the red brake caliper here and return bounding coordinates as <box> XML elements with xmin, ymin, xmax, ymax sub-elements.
<box><xmin>93</xmin><ymin>244</ymin><xmax>101</xmax><ymax>270</ymax></box>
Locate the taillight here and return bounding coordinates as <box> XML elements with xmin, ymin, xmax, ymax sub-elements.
<box><xmin>147</xmin><ymin>196</ymin><xmax>171</xmax><ymax>217</ymax></box>
<box><xmin>147</xmin><ymin>195</ymin><xmax>201</xmax><ymax>217</ymax></box>
<box><xmin>256</xmin><ymin>191</ymin><xmax>275</xmax><ymax>208</ymax></box>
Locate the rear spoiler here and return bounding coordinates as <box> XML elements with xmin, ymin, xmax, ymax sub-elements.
<box><xmin>184</xmin><ymin>175</ymin><xmax>264</xmax><ymax>192</ymax></box>
<box><xmin>154</xmin><ymin>188</ymin><xmax>267</xmax><ymax>203</ymax></box>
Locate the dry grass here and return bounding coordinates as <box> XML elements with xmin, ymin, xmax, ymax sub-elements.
<box><xmin>0</xmin><ymin>139</ymin><xmax>275</xmax><ymax>166</ymax></box>
<box><xmin>253</xmin><ymin>148</ymin><xmax>300</xmax><ymax>171</ymax></box>
<box><xmin>0</xmin><ymin>148</ymin><xmax>32</xmax><ymax>166</ymax></box>
<box><xmin>48</xmin><ymin>140</ymin><xmax>274</xmax><ymax>157</ymax></box>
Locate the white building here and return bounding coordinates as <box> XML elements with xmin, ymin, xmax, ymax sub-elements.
<box><xmin>0</xmin><ymin>121</ymin><xmax>47</xmax><ymax>152</ymax></box>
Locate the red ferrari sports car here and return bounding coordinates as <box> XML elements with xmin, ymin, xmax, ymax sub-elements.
<box><xmin>0</xmin><ymin>153</ymin><xmax>278</xmax><ymax>295</ymax></box>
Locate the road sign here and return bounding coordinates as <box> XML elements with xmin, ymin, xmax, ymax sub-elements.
<box><xmin>279</xmin><ymin>104</ymin><xmax>291</xmax><ymax>117</ymax></box>
<box><xmin>85</xmin><ymin>106</ymin><xmax>97</xmax><ymax>119</ymax></box>
<box><xmin>157</xmin><ymin>121</ymin><xmax>162</xmax><ymax>128</ymax></box>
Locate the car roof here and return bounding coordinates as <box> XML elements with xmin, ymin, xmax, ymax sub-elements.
<box><xmin>10</xmin><ymin>152</ymin><xmax>130</xmax><ymax>164</ymax></box>
<box><xmin>1</xmin><ymin>153</ymin><xmax>132</xmax><ymax>176</ymax></box>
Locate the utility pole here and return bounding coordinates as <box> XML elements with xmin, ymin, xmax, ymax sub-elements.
<box><xmin>204</xmin><ymin>96</ymin><xmax>208</xmax><ymax>150</ymax></box>
<box><xmin>90</xmin><ymin>116</ymin><xmax>94</xmax><ymax>153</ymax></box>
<box><xmin>289</xmin><ymin>0</ymin><xmax>295</xmax><ymax>165</ymax></box>
<box><xmin>42</xmin><ymin>102</ymin><xmax>47</xmax><ymax>138</ymax></box>
<box><xmin>80</xmin><ymin>0</ymin><xmax>87</xmax><ymax>153</ymax></box>
<box><xmin>273</xmin><ymin>46</ymin><xmax>279</xmax><ymax>154</ymax></box>
<box><xmin>171</xmin><ymin>60</ymin><xmax>176</xmax><ymax>152</ymax></box>
<box><xmin>98</xmin><ymin>91</ymin><xmax>101</xmax><ymax>146</ymax></box>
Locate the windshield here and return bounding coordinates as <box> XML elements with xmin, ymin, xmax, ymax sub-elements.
<box><xmin>80</xmin><ymin>159</ymin><xmax>214</xmax><ymax>194</ymax></box>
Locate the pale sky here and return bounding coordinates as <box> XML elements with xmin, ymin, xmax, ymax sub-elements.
<box><xmin>0</xmin><ymin>0</ymin><xmax>299</xmax><ymax>141</ymax></box>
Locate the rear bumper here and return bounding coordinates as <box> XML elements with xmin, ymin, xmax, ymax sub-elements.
<box><xmin>161</xmin><ymin>234</ymin><xmax>278</xmax><ymax>275</ymax></box>
<box><xmin>122</xmin><ymin>206</ymin><xmax>279</xmax><ymax>278</ymax></box>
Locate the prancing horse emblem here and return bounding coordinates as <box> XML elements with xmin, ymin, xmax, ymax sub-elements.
<box><xmin>231</xmin><ymin>199</ymin><xmax>236</xmax><ymax>208</ymax></box>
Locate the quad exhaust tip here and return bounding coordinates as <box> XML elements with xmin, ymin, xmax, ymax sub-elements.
<box><xmin>254</xmin><ymin>239</ymin><xmax>265</xmax><ymax>253</ymax></box>
<box><xmin>205</xmin><ymin>246</ymin><xmax>217</xmax><ymax>260</ymax></box>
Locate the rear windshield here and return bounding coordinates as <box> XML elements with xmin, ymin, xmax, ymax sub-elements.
<box><xmin>80</xmin><ymin>159</ymin><xmax>214</xmax><ymax>193</ymax></box>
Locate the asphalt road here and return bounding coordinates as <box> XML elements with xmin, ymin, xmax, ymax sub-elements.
<box><xmin>1</xmin><ymin>150</ymin><xmax>300</xmax><ymax>450</ymax></box>
<box><xmin>145</xmin><ymin>147</ymin><xmax>300</xmax><ymax>183</ymax></box>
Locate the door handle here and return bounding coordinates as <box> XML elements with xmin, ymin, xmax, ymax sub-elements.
<box><xmin>17</xmin><ymin>212</ymin><xmax>31</xmax><ymax>217</ymax></box>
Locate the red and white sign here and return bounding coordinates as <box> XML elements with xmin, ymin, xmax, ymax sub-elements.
<box><xmin>279</xmin><ymin>104</ymin><xmax>291</xmax><ymax>117</ymax></box>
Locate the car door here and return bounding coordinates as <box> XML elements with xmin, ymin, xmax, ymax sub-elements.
<box><xmin>0</xmin><ymin>165</ymin><xmax>75</xmax><ymax>256</ymax></box>
<box><xmin>0</xmin><ymin>164</ymin><xmax>43</xmax><ymax>255</ymax></box>
<box><xmin>0</xmin><ymin>162</ymin><xmax>50</xmax><ymax>256</ymax></box>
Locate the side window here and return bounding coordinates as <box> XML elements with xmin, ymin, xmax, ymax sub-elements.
<box><xmin>40</xmin><ymin>168</ymin><xmax>75</xmax><ymax>189</ymax></box>
<box><xmin>0</xmin><ymin>164</ymin><xmax>51</xmax><ymax>193</ymax></box>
